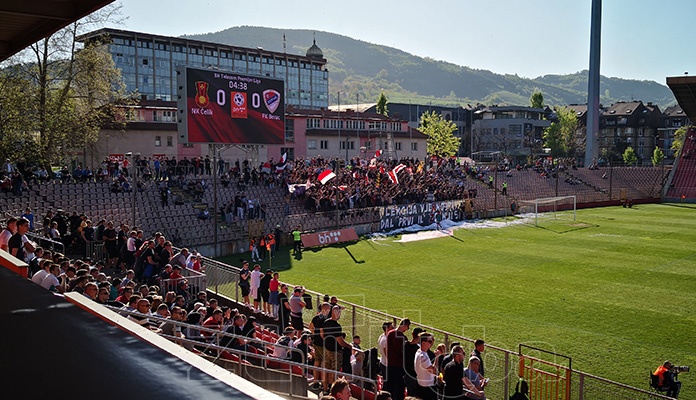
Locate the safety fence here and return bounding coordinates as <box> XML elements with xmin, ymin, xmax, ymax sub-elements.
<box><xmin>26</xmin><ymin>232</ymin><xmax>65</xmax><ymax>255</ymax></box>
<box><xmin>105</xmin><ymin>305</ymin><xmax>378</xmax><ymax>399</ymax></box>
<box><xmin>196</xmin><ymin>253</ymin><xmax>673</xmax><ymax>400</ymax></box>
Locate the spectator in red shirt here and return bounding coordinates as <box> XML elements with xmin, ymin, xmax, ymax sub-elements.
<box><xmin>201</xmin><ymin>308</ymin><xmax>223</xmax><ymax>340</ymax></box>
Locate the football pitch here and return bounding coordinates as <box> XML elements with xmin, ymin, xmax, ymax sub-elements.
<box><xmin>223</xmin><ymin>203</ymin><xmax>696</xmax><ymax>394</ymax></box>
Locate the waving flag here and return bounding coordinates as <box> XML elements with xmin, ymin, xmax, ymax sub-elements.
<box><xmin>375</xmin><ymin>150</ymin><xmax>383</xmax><ymax>157</ymax></box>
<box><xmin>318</xmin><ymin>169</ymin><xmax>336</xmax><ymax>185</ymax></box>
<box><xmin>280</xmin><ymin>152</ymin><xmax>287</xmax><ymax>164</ymax></box>
<box><xmin>393</xmin><ymin>163</ymin><xmax>406</xmax><ymax>174</ymax></box>
<box><xmin>387</xmin><ymin>170</ymin><xmax>398</xmax><ymax>184</ymax></box>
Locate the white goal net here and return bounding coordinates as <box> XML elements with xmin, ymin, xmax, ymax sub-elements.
<box><xmin>521</xmin><ymin>195</ymin><xmax>576</xmax><ymax>227</ymax></box>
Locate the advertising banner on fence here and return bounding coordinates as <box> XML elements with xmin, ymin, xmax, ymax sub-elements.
<box><xmin>301</xmin><ymin>228</ymin><xmax>359</xmax><ymax>248</ymax></box>
<box><xmin>379</xmin><ymin>200</ymin><xmax>464</xmax><ymax>231</ymax></box>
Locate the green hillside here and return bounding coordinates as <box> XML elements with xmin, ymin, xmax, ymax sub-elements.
<box><xmin>185</xmin><ymin>26</ymin><xmax>676</xmax><ymax>109</ymax></box>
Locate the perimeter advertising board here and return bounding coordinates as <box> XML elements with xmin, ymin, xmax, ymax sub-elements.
<box><xmin>177</xmin><ymin>66</ymin><xmax>285</xmax><ymax>145</ymax></box>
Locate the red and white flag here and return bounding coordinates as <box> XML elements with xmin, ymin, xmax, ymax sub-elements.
<box><xmin>337</xmin><ymin>185</ymin><xmax>348</xmax><ymax>191</ymax></box>
<box><xmin>375</xmin><ymin>150</ymin><xmax>383</xmax><ymax>157</ymax></box>
<box><xmin>280</xmin><ymin>152</ymin><xmax>287</xmax><ymax>164</ymax></box>
<box><xmin>318</xmin><ymin>169</ymin><xmax>336</xmax><ymax>185</ymax></box>
<box><xmin>387</xmin><ymin>170</ymin><xmax>398</xmax><ymax>184</ymax></box>
<box><xmin>261</xmin><ymin>162</ymin><xmax>271</xmax><ymax>174</ymax></box>
<box><xmin>393</xmin><ymin>163</ymin><xmax>406</xmax><ymax>174</ymax></box>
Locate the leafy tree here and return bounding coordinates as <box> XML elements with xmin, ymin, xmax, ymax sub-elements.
<box><xmin>530</xmin><ymin>91</ymin><xmax>544</xmax><ymax>108</ymax></box>
<box><xmin>419</xmin><ymin>110</ymin><xmax>460</xmax><ymax>157</ymax></box>
<box><xmin>376</xmin><ymin>92</ymin><xmax>388</xmax><ymax>116</ymax></box>
<box><xmin>2</xmin><ymin>4</ymin><xmax>127</xmax><ymax>166</ymax></box>
<box><xmin>542</xmin><ymin>106</ymin><xmax>578</xmax><ymax>157</ymax></box>
<box><xmin>623</xmin><ymin>146</ymin><xmax>638</xmax><ymax>166</ymax></box>
<box><xmin>671</xmin><ymin>126</ymin><xmax>688</xmax><ymax>156</ymax></box>
<box><xmin>651</xmin><ymin>146</ymin><xmax>665</xmax><ymax>166</ymax></box>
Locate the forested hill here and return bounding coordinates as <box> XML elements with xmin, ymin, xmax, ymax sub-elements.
<box><xmin>184</xmin><ymin>26</ymin><xmax>676</xmax><ymax>109</ymax></box>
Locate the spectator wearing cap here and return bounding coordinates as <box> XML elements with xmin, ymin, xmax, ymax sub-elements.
<box><xmin>385</xmin><ymin>318</ymin><xmax>411</xmax><ymax>400</ymax></box>
<box><xmin>272</xmin><ymin>326</ymin><xmax>297</xmax><ymax>359</ymax></box>
<box><xmin>404</xmin><ymin>326</ymin><xmax>426</xmax><ymax>395</ymax></box>
<box><xmin>464</xmin><ymin>356</ymin><xmax>487</xmax><ymax>400</ymax></box>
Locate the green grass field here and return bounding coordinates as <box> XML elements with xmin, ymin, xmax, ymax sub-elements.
<box><xmin>220</xmin><ymin>203</ymin><xmax>696</xmax><ymax>396</ymax></box>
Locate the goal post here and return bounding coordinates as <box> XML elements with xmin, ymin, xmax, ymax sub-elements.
<box><xmin>521</xmin><ymin>195</ymin><xmax>576</xmax><ymax>227</ymax></box>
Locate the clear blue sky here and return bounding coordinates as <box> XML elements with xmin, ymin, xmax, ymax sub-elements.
<box><xmin>108</xmin><ymin>0</ymin><xmax>696</xmax><ymax>85</ymax></box>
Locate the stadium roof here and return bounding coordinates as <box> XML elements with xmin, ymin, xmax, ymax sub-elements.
<box><xmin>667</xmin><ymin>75</ymin><xmax>696</xmax><ymax>122</ymax></box>
<box><xmin>0</xmin><ymin>1</ymin><xmax>114</xmax><ymax>62</ymax></box>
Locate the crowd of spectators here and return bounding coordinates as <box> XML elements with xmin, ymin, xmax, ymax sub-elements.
<box><xmin>283</xmin><ymin>156</ymin><xmax>484</xmax><ymax>213</ymax></box>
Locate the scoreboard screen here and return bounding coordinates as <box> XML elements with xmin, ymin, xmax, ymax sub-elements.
<box><xmin>177</xmin><ymin>66</ymin><xmax>285</xmax><ymax>144</ymax></box>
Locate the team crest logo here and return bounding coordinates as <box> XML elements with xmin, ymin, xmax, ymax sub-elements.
<box><xmin>263</xmin><ymin>89</ymin><xmax>280</xmax><ymax>113</ymax></box>
<box><xmin>195</xmin><ymin>81</ymin><xmax>210</xmax><ymax>108</ymax></box>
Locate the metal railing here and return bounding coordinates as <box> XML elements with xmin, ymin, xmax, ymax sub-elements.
<box><xmin>105</xmin><ymin>304</ymin><xmax>378</xmax><ymax>399</ymax></box>
<box><xmin>26</xmin><ymin>232</ymin><xmax>65</xmax><ymax>255</ymax></box>
<box><xmin>195</xmin><ymin>253</ymin><xmax>673</xmax><ymax>400</ymax></box>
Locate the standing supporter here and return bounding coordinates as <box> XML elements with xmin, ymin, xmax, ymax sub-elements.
<box><xmin>378</xmin><ymin>321</ymin><xmax>394</xmax><ymax>378</ymax></box>
<box><xmin>385</xmin><ymin>318</ymin><xmax>411</xmax><ymax>400</ymax></box>
<box><xmin>289</xmin><ymin>286</ymin><xmax>307</xmax><ymax>336</ymax></box>
<box><xmin>258</xmin><ymin>269</ymin><xmax>272</xmax><ymax>316</ymax></box>
<box><xmin>21</xmin><ymin>207</ymin><xmax>34</xmax><ymax>231</ymax></box>
<box><xmin>471</xmin><ymin>339</ymin><xmax>486</xmax><ymax>377</ymax></box>
<box><xmin>278</xmin><ymin>284</ymin><xmax>291</xmax><ymax>331</ymax></box>
<box><xmin>269</xmin><ymin>272</ymin><xmax>280</xmax><ymax>319</ymax></box>
<box><xmin>321</xmin><ymin>306</ymin><xmax>354</xmax><ymax>394</ymax></box>
<box><xmin>102</xmin><ymin>221</ymin><xmax>119</xmax><ymax>270</ymax></box>
<box><xmin>0</xmin><ymin>217</ymin><xmax>18</xmax><ymax>252</ymax></box>
<box><xmin>238</xmin><ymin>261</ymin><xmax>251</xmax><ymax>306</ymax></box>
<box><xmin>414</xmin><ymin>333</ymin><xmax>437</xmax><ymax>400</ymax></box>
<box><xmin>310</xmin><ymin>302</ymin><xmax>332</xmax><ymax>384</ymax></box>
<box><xmin>443</xmin><ymin>345</ymin><xmax>467</xmax><ymax>400</ymax></box>
<box><xmin>8</xmin><ymin>217</ymin><xmax>33</xmax><ymax>262</ymax></box>
<box><xmin>404</xmin><ymin>327</ymin><xmax>425</xmax><ymax>395</ymax></box>
<box><xmin>250</xmin><ymin>264</ymin><xmax>263</xmax><ymax>312</ymax></box>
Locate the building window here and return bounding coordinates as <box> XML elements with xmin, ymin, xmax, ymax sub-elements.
<box><xmin>364</xmin><ymin>141</ymin><xmax>372</xmax><ymax>150</ymax></box>
<box><xmin>285</xmin><ymin>119</ymin><xmax>294</xmax><ymax>142</ymax></box>
<box><xmin>411</xmin><ymin>142</ymin><xmax>418</xmax><ymax>151</ymax></box>
<box><xmin>395</xmin><ymin>142</ymin><xmax>402</xmax><ymax>151</ymax></box>
<box><xmin>167</xmin><ymin>136</ymin><xmax>173</xmax><ymax>147</ymax></box>
<box><xmin>308</xmin><ymin>140</ymin><xmax>317</xmax><ymax>149</ymax></box>
<box><xmin>340</xmin><ymin>141</ymin><xmax>355</xmax><ymax>150</ymax></box>
<box><xmin>320</xmin><ymin>140</ymin><xmax>329</xmax><ymax>149</ymax></box>
<box><xmin>155</xmin><ymin>136</ymin><xmax>161</xmax><ymax>147</ymax></box>
<box><xmin>307</xmin><ymin>118</ymin><xmax>320</xmax><ymax>128</ymax></box>
<box><xmin>182</xmin><ymin>143</ymin><xmax>194</xmax><ymax>148</ymax></box>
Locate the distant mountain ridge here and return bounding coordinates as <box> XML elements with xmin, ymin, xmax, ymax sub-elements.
<box><xmin>184</xmin><ymin>26</ymin><xmax>676</xmax><ymax>109</ymax></box>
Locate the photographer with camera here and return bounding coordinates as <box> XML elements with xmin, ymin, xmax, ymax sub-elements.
<box><xmin>653</xmin><ymin>360</ymin><xmax>687</xmax><ymax>398</ymax></box>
